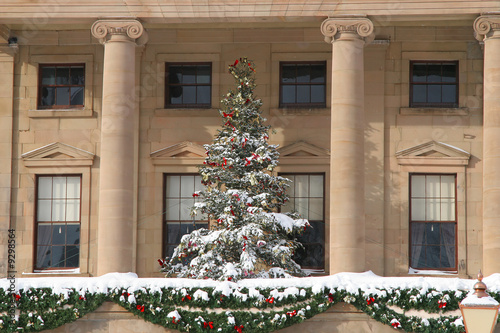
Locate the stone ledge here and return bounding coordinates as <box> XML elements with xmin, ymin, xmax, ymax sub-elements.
<box><xmin>270</xmin><ymin>107</ymin><xmax>330</xmax><ymax>116</ymax></box>
<box><xmin>28</xmin><ymin>109</ymin><xmax>94</xmax><ymax>118</ymax></box>
<box><xmin>399</xmin><ymin>107</ymin><xmax>468</xmax><ymax>116</ymax></box>
<box><xmin>154</xmin><ymin>108</ymin><xmax>220</xmax><ymax>117</ymax></box>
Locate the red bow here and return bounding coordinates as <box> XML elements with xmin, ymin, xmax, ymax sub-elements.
<box><xmin>232</xmin><ymin>59</ymin><xmax>239</xmax><ymax>67</ymax></box>
<box><xmin>367</xmin><ymin>297</ymin><xmax>375</xmax><ymax>305</ymax></box>
<box><xmin>438</xmin><ymin>300</ymin><xmax>447</xmax><ymax>308</ymax></box>
<box><xmin>266</xmin><ymin>297</ymin><xmax>274</xmax><ymax>304</ymax></box>
<box><xmin>182</xmin><ymin>294</ymin><xmax>192</xmax><ymax>301</ymax></box>
<box><xmin>192</xmin><ymin>193</ymin><xmax>200</xmax><ymax>197</ymax></box>
<box><xmin>328</xmin><ymin>293</ymin><xmax>334</xmax><ymax>303</ymax></box>
<box><xmin>391</xmin><ymin>321</ymin><xmax>400</xmax><ymax>328</ymax></box>
<box><xmin>204</xmin><ymin>322</ymin><xmax>214</xmax><ymax>329</ymax></box>
<box><xmin>15</xmin><ymin>294</ymin><xmax>21</xmax><ymax>301</ymax></box>
<box><xmin>234</xmin><ymin>325</ymin><xmax>244</xmax><ymax>333</ymax></box>
<box><xmin>122</xmin><ymin>292</ymin><xmax>129</xmax><ymax>298</ymax></box>
<box><xmin>223</xmin><ymin>112</ymin><xmax>234</xmax><ymax>118</ymax></box>
<box><xmin>79</xmin><ymin>295</ymin><xmax>86</xmax><ymax>301</ymax></box>
<box><xmin>136</xmin><ymin>305</ymin><xmax>145</xmax><ymax>312</ymax></box>
<box><xmin>158</xmin><ymin>259</ymin><xmax>164</xmax><ymax>266</ymax></box>
<box><xmin>287</xmin><ymin>310</ymin><xmax>297</xmax><ymax>317</ymax></box>
<box><xmin>172</xmin><ymin>316</ymin><xmax>178</xmax><ymax>324</ymax></box>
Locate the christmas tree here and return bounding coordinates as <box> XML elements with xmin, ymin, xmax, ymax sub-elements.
<box><xmin>160</xmin><ymin>58</ymin><xmax>309</xmax><ymax>281</ymax></box>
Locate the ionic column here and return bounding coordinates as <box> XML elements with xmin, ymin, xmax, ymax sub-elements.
<box><xmin>91</xmin><ymin>19</ymin><xmax>147</xmax><ymax>275</ymax></box>
<box><xmin>474</xmin><ymin>14</ymin><xmax>500</xmax><ymax>276</ymax></box>
<box><xmin>321</xmin><ymin>16</ymin><xmax>374</xmax><ymax>273</ymax></box>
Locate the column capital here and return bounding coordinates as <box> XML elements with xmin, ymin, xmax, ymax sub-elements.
<box><xmin>474</xmin><ymin>14</ymin><xmax>500</xmax><ymax>41</ymax></box>
<box><xmin>321</xmin><ymin>16</ymin><xmax>374</xmax><ymax>44</ymax></box>
<box><xmin>91</xmin><ymin>19</ymin><xmax>148</xmax><ymax>45</ymax></box>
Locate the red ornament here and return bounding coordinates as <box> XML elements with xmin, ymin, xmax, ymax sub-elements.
<box><xmin>136</xmin><ymin>305</ymin><xmax>145</xmax><ymax>312</ymax></box>
<box><xmin>234</xmin><ymin>325</ymin><xmax>244</xmax><ymax>333</ymax></box>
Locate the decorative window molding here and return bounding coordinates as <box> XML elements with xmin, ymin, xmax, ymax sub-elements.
<box><xmin>22</xmin><ymin>142</ymin><xmax>95</xmax><ymax>168</ymax></box>
<box><xmin>28</xmin><ymin>54</ymin><xmax>94</xmax><ymax>117</ymax></box>
<box><xmin>278</xmin><ymin>140</ymin><xmax>330</xmax><ymax>165</ymax></box>
<box><xmin>151</xmin><ymin>141</ymin><xmax>206</xmax><ymax>166</ymax></box>
<box><xmin>396</xmin><ymin>141</ymin><xmax>470</xmax><ymax>166</ymax></box>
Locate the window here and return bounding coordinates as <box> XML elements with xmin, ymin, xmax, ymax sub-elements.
<box><xmin>35</xmin><ymin>175</ymin><xmax>81</xmax><ymax>269</ymax></box>
<box><xmin>163</xmin><ymin>174</ymin><xmax>208</xmax><ymax>258</ymax></box>
<box><xmin>165</xmin><ymin>63</ymin><xmax>211</xmax><ymax>108</ymax></box>
<box><xmin>280</xmin><ymin>62</ymin><xmax>326</xmax><ymax>108</ymax></box>
<box><xmin>281</xmin><ymin>174</ymin><xmax>325</xmax><ymax>270</ymax></box>
<box><xmin>410</xmin><ymin>174</ymin><xmax>456</xmax><ymax>270</ymax></box>
<box><xmin>410</xmin><ymin>61</ymin><xmax>458</xmax><ymax>108</ymax></box>
<box><xmin>38</xmin><ymin>64</ymin><xmax>85</xmax><ymax>109</ymax></box>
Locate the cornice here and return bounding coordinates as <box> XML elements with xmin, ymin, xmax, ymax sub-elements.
<box><xmin>321</xmin><ymin>16</ymin><xmax>375</xmax><ymax>44</ymax></box>
<box><xmin>474</xmin><ymin>14</ymin><xmax>500</xmax><ymax>41</ymax></box>
<box><xmin>91</xmin><ymin>19</ymin><xmax>148</xmax><ymax>45</ymax></box>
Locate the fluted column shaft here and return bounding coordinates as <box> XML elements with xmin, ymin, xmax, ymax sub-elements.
<box><xmin>91</xmin><ymin>20</ymin><xmax>146</xmax><ymax>275</ymax></box>
<box><xmin>474</xmin><ymin>14</ymin><xmax>500</xmax><ymax>276</ymax></box>
<box><xmin>321</xmin><ymin>17</ymin><xmax>374</xmax><ymax>273</ymax></box>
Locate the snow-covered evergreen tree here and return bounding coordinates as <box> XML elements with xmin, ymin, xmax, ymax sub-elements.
<box><xmin>160</xmin><ymin>58</ymin><xmax>309</xmax><ymax>281</ymax></box>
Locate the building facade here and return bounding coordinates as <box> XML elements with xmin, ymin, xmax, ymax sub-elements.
<box><xmin>1</xmin><ymin>0</ymin><xmax>500</xmax><ymax>286</ymax></box>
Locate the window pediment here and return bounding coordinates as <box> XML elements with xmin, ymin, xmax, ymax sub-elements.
<box><xmin>278</xmin><ymin>141</ymin><xmax>329</xmax><ymax>165</ymax></box>
<box><xmin>396</xmin><ymin>141</ymin><xmax>470</xmax><ymax>166</ymax></box>
<box><xmin>151</xmin><ymin>141</ymin><xmax>206</xmax><ymax>165</ymax></box>
<box><xmin>22</xmin><ymin>142</ymin><xmax>94</xmax><ymax>167</ymax></box>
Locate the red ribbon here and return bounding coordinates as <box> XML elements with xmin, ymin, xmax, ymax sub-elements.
<box><xmin>234</xmin><ymin>325</ymin><xmax>244</xmax><ymax>333</ymax></box>
<box><xmin>438</xmin><ymin>300</ymin><xmax>447</xmax><ymax>308</ymax></box>
<box><xmin>204</xmin><ymin>322</ymin><xmax>214</xmax><ymax>329</ymax></box>
<box><xmin>182</xmin><ymin>294</ymin><xmax>192</xmax><ymax>301</ymax></box>
<box><xmin>136</xmin><ymin>305</ymin><xmax>145</xmax><ymax>312</ymax></box>
<box><xmin>287</xmin><ymin>310</ymin><xmax>297</xmax><ymax>317</ymax></box>
<box><xmin>79</xmin><ymin>296</ymin><xmax>86</xmax><ymax>300</ymax></box>
<box><xmin>192</xmin><ymin>193</ymin><xmax>199</xmax><ymax>197</ymax></box>
<box><xmin>367</xmin><ymin>297</ymin><xmax>375</xmax><ymax>305</ymax></box>
<box><xmin>157</xmin><ymin>259</ymin><xmax>164</xmax><ymax>266</ymax></box>
<box><xmin>122</xmin><ymin>292</ymin><xmax>129</xmax><ymax>298</ymax></box>
<box><xmin>391</xmin><ymin>322</ymin><xmax>400</xmax><ymax>328</ymax></box>
<box><xmin>223</xmin><ymin>112</ymin><xmax>234</xmax><ymax>118</ymax></box>
<box><xmin>233</xmin><ymin>59</ymin><xmax>239</xmax><ymax>67</ymax></box>
<box><xmin>172</xmin><ymin>316</ymin><xmax>178</xmax><ymax>324</ymax></box>
<box><xmin>266</xmin><ymin>297</ymin><xmax>274</xmax><ymax>304</ymax></box>
<box><xmin>328</xmin><ymin>293</ymin><xmax>334</xmax><ymax>303</ymax></box>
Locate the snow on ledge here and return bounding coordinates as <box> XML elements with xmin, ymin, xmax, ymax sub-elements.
<box><xmin>1</xmin><ymin>271</ymin><xmax>495</xmax><ymax>298</ymax></box>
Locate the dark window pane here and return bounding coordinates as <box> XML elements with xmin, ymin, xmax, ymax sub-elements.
<box><xmin>196</xmin><ymin>66</ymin><xmax>211</xmax><ymax>84</ymax></box>
<box><xmin>412</xmin><ymin>64</ymin><xmax>427</xmax><ymax>82</ymax></box>
<box><xmin>442</xmin><ymin>64</ymin><xmax>457</xmax><ymax>83</ymax></box>
<box><xmin>41</xmin><ymin>87</ymin><xmax>55</xmax><ymax>106</ymax></box>
<box><xmin>412</xmin><ymin>85</ymin><xmax>426</xmax><ymax>103</ymax></box>
<box><xmin>167</xmin><ymin>223</ymin><xmax>181</xmax><ymax>244</ymax></box>
<box><xmin>66</xmin><ymin>224</ymin><xmax>80</xmax><ymax>245</ymax></box>
<box><xmin>52</xmin><ymin>246</ymin><xmax>66</xmax><ymax>267</ymax></box>
<box><xmin>166</xmin><ymin>245</ymin><xmax>177</xmax><ymax>258</ymax></box>
<box><xmin>170</xmin><ymin>87</ymin><xmax>183</xmax><ymax>104</ymax></box>
<box><xmin>426</xmin><ymin>223</ymin><xmax>439</xmax><ymax>245</ymax></box>
<box><xmin>70</xmin><ymin>66</ymin><xmax>85</xmax><ymax>85</ymax></box>
<box><xmin>442</xmin><ymin>85</ymin><xmax>457</xmax><ymax>103</ymax></box>
<box><xmin>37</xmin><ymin>224</ymin><xmax>52</xmax><ymax>245</ymax></box>
<box><xmin>427</xmin><ymin>85</ymin><xmax>442</xmax><ymax>103</ymax></box>
<box><xmin>426</xmin><ymin>245</ymin><xmax>440</xmax><ymax>268</ymax></box>
<box><xmin>182</xmin><ymin>66</ymin><xmax>196</xmax><ymax>84</ymax></box>
<box><xmin>52</xmin><ymin>224</ymin><xmax>66</xmax><ymax>245</ymax></box>
<box><xmin>296</xmin><ymin>65</ymin><xmax>310</xmax><ymax>83</ymax></box>
<box><xmin>70</xmin><ymin>87</ymin><xmax>84</xmax><ymax>105</ymax></box>
<box><xmin>296</xmin><ymin>85</ymin><xmax>310</xmax><ymax>103</ymax></box>
<box><xmin>282</xmin><ymin>85</ymin><xmax>295</xmax><ymax>104</ymax></box>
<box><xmin>311</xmin><ymin>85</ymin><xmax>325</xmax><ymax>104</ymax></box>
<box><xmin>310</xmin><ymin>65</ymin><xmax>325</xmax><ymax>83</ymax></box>
<box><xmin>37</xmin><ymin>246</ymin><xmax>52</xmax><ymax>268</ymax></box>
<box><xmin>282</xmin><ymin>65</ymin><xmax>296</xmax><ymax>83</ymax></box>
<box><xmin>168</xmin><ymin>68</ymin><xmax>182</xmax><ymax>84</ymax></box>
<box><xmin>182</xmin><ymin>86</ymin><xmax>196</xmax><ymax>104</ymax></box>
<box><xmin>56</xmin><ymin>67</ymin><xmax>70</xmax><ymax>85</ymax></box>
<box><xmin>66</xmin><ymin>246</ymin><xmax>79</xmax><ymax>267</ymax></box>
<box><xmin>56</xmin><ymin>87</ymin><xmax>70</xmax><ymax>105</ymax></box>
<box><xmin>41</xmin><ymin>67</ymin><xmax>56</xmax><ymax>85</ymax></box>
<box><xmin>427</xmin><ymin>64</ymin><xmax>441</xmax><ymax>82</ymax></box>
<box><xmin>197</xmin><ymin>86</ymin><xmax>210</xmax><ymax>104</ymax></box>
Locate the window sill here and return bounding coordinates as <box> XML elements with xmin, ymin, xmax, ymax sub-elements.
<box><xmin>28</xmin><ymin>109</ymin><xmax>93</xmax><ymax>118</ymax></box>
<box><xmin>155</xmin><ymin>108</ymin><xmax>220</xmax><ymax>117</ymax></box>
<box><xmin>271</xmin><ymin>107</ymin><xmax>330</xmax><ymax>116</ymax></box>
<box><xmin>400</xmin><ymin>107</ymin><xmax>468</xmax><ymax>116</ymax></box>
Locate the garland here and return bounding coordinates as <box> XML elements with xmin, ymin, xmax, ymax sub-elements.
<box><xmin>0</xmin><ymin>284</ymin><xmax>481</xmax><ymax>333</ymax></box>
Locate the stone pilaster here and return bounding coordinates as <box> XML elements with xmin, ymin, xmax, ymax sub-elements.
<box><xmin>321</xmin><ymin>16</ymin><xmax>374</xmax><ymax>274</ymax></box>
<box><xmin>91</xmin><ymin>19</ymin><xmax>146</xmax><ymax>275</ymax></box>
<box><xmin>474</xmin><ymin>14</ymin><xmax>500</xmax><ymax>276</ymax></box>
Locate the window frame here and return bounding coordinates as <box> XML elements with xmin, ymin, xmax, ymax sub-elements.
<box><xmin>279</xmin><ymin>172</ymin><xmax>326</xmax><ymax>270</ymax></box>
<box><xmin>164</xmin><ymin>62</ymin><xmax>212</xmax><ymax>109</ymax></box>
<box><xmin>162</xmin><ymin>173</ymin><xmax>208</xmax><ymax>259</ymax></box>
<box><xmin>409</xmin><ymin>60</ymin><xmax>459</xmax><ymax>108</ymax></box>
<box><xmin>34</xmin><ymin>174</ymin><xmax>82</xmax><ymax>270</ymax></box>
<box><xmin>279</xmin><ymin>61</ymin><xmax>327</xmax><ymax>109</ymax></box>
<box><xmin>37</xmin><ymin>63</ymin><xmax>86</xmax><ymax>110</ymax></box>
<box><xmin>409</xmin><ymin>173</ymin><xmax>458</xmax><ymax>271</ymax></box>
